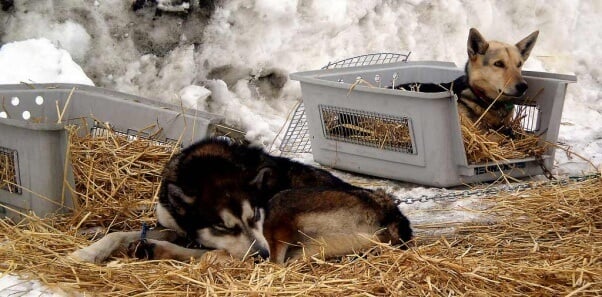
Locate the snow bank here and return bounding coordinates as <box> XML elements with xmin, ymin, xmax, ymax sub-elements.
<box><xmin>0</xmin><ymin>38</ymin><xmax>93</xmax><ymax>85</ymax></box>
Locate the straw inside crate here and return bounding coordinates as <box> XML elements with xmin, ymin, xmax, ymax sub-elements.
<box><xmin>0</xmin><ymin>148</ymin><xmax>19</xmax><ymax>193</ymax></box>
<box><xmin>321</xmin><ymin>107</ymin><xmax>414</xmax><ymax>153</ymax></box>
<box><xmin>460</xmin><ymin>113</ymin><xmax>547</xmax><ymax>164</ymax></box>
<box><xmin>319</xmin><ymin>100</ymin><xmax>547</xmax><ymax>164</ymax></box>
<box><xmin>65</xmin><ymin>123</ymin><xmax>179</xmax><ymax>231</ymax></box>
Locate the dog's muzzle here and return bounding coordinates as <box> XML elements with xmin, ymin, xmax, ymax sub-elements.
<box><xmin>515</xmin><ymin>82</ymin><xmax>528</xmax><ymax>95</ymax></box>
<box><xmin>252</xmin><ymin>243</ymin><xmax>270</xmax><ymax>260</ymax></box>
<box><xmin>505</xmin><ymin>81</ymin><xmax>528</xmax><ymax>98</ymax></box>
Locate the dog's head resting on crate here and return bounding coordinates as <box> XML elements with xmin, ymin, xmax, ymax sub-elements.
<box><xmin>464</xmin><ymin>28</ymin><xmax>539</xmax><ymax>102</ymax></box>
<box><xmin>454</xmin><ymin>28</ymin><xmax>539</xmax><ymax>134</ymax></box>
<box><xmin>393</xmin><ymin>28</ymin><xmax>539</xmax><ymax>133</ymax></box>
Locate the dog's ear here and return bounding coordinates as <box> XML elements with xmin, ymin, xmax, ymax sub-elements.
<box><xmin>167</xmin><ymin>184</ymin><xmax>195</xmax><ymax>215</ymax></box>
<box><xmin>516</xmin><ymin>30</ymin><xmax>539</xmax><ymax>61</ymax></box>
<box><xmin>250</xmin><ymin>167</ymin><xmax>277</xmax><ymax>191</ymax></box>
<box><xmin>467</xmin><ymin>28</ymin><xmax>489</xmax><ymax>59</ymax></box>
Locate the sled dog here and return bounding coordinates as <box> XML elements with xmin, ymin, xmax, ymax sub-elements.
<box><xmin>395</xmin><ymin>28</ymin><xmax>539</xmax><ymax>135</ymax></box>
<box><xmin>70</xmin><ymin>138</ymin><xmax>411</xmax><ymax>263</ymax></box>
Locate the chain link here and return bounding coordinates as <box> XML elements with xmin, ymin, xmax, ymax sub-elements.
<box><xmin>394</xmin><ymin>173</ymin><xmax>600</xmax><ymax>205</ymax></box>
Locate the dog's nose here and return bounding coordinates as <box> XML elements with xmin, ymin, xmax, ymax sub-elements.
<box><xmin>515</xmin><ymin>82</ymin><xmax>528</xmax><ymax>95</ymax></box>
<box><xmin>257</xmin><ymin>248</ymin><xmax>270</xmax><ymax>260</ymax></box>
<box><xmin>250</xmin><ymin>242</ymin><xmax>270</xmax><ymax>260</ymax></box>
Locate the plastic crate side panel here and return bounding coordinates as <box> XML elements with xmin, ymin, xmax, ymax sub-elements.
<box><xmin>0</xmin><ymin>125</ymin><xmax>67</xmax><ymax>214</ymax></box>
<box><xmin>529</xmin><ymin>79</ymin><xmax>569</xmax><ymax>157</ymax></box>
<box><xmin>449</xmin><ymin>95</ymin><xmax>471</xmax><ymax>167</ymax></box>
<box><xmin>302</xmin><ymin>83</ymin><xmax>425</xmax><ymax>166</ymax></box>
<box><xmin>68</xmin><ymin>90</ymin><xmax>215</xmax><ymax>146</ymax></box>
<box><xmin>28</xmin><ymin>129</ymin><xmax>70</xmax><ymax>215</ymax></box>
<box><xmin>58</xmin><ymin>128</ymin><xmax>75</xmax><ymax>211</ymax></box>
<box><xmin>0</xmin><ymin>89</ymin><xmax>68</xmax><ymax>124</ymax></box>
<box><xmin>301</xmin><ymin>83</ymin><xmax>461</xmax><ymax>186</ymax></box>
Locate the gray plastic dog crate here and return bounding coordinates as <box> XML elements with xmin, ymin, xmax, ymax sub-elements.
<box><xmin>0</xmin><ymin>83</ymin><xmax>224</xmax><ymax>218</ymax></box>
<box><xmin>290</xmin><ymin>61</ymin><xmax>577</xmax><ymax>187</ymax></box>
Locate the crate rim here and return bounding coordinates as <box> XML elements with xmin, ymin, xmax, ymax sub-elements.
<box><xmin>290</xmin><ymin>60</ymin><xmax>577</xmax><ymax>93</ymax></box>
<box><xmin>0</xmin><ymin>83</ymin><xmax>225</xmax><ymax>125</ymax></box>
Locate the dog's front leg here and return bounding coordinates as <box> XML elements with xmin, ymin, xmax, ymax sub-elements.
<box><xmin>69</xmin><ymin>228</ymin><xmax>180</xmax><ymax>263</ymax></box>
<box><xmin>127</xmin><ymin>239</ymin><xmax>208</xmax><ymax>261</ymax></box>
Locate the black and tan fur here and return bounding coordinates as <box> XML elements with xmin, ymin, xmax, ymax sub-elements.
<box><xmin>265</xmin><ymin>188</ymin><xmax>412</xmax><ymax>263</ymax></box>
<box><xmin>70</xmin><ymin>138</ymin><xmax>412</xmax><ymax>264</ymax></box>
<box><xmin>132</xmin><ymin>186</ymin><xmax>413</xmax><ymax>264</ymax></box>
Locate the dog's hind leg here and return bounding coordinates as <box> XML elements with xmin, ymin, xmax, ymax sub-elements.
<box><xmin>286</xmin><ymin>232</ymin><xmax>380</xmax><ymax>262</ymax></box>
<box><xmin>69</xmin><ymin>228</ymin><xmax>180</xmax><ymax>263</ymax></box>
<box><xmin>269</xmin><ymin>242</ymin><xmax>290</xmax><ymax>264</ymax></box>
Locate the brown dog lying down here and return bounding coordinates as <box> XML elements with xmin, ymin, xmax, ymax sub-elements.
<box><xmin>70</xmin><ymin>138</ymin><xmax>412</xmax><ymax>264</ymax></box>
<box><xmin>264</xmin><ymin>187</ymin><xmax>413</xmax><ymax>263</ymax></box>
<box><xmin>125</xmin><ymin>187</ymin><xmax>413</xmax><ymax>264</ymax></box>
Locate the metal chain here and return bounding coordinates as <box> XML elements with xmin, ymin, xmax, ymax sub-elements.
<box><xmin>393</xmin><ymin>173</ymin><xmax>600</xmax><ymax>205</ymax></box>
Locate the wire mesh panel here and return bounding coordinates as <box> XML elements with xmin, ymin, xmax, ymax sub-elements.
<box><xmin>279</xmin><ymin>102</ymin><xmax>312</xmax><ymax>153</ymax></box>
<box><xmin>280</xmin><ymin>52</ymin><xmax>411</xmax><ymax>154</ymax></box>
<box><xmin>514</xmin><ymin>104</ymin><xmax>541</xmax><ymax>132</ymax></box>
<box><xmin>319</xmin><ymin>105</ymin><xmax>415</xmax><ymax>154</ymax></box>
<box><xmin>0</xmin><ymin>146</ymin><xmax>21</xmax><ymax>194</ymax></box>
<box><xmin>90</xmin><ymin>121</ymin><xmax>180</xmax><ymax>148</ymax></box>
<box><xmin>321</xmin><ymin>52</ymin><xmax>411</xmax><ymax>70</ymax></box>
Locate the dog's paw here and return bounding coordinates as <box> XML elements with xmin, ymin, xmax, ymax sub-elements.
<box><xmin>69</xmin><ymin>248</ymin><xmax>102</xmax><ymax>263</ymax></box>
<box><xmin>199</xmin><ymin>249</ymin><xmax>233</xmax><ymax>265</ymax></box>
<box><xmin>127</xmin><ymin>239</ymin><xmax>156</xmax><ymax>260</ymax></box>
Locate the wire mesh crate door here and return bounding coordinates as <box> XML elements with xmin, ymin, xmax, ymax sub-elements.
<box><xmin>280</xmin><ymin>52</ymin><xmax>411</xmax><ymax>154</ymax></box>
<box><xmin>0</xmin><ymin>146</ymin><xmax>21</xmax><ymax>194</ymax></box>
<box><xmin>279</xmin><ymin>102</ymin><xmax>312</xmax><ymax>153</ymax></box>
<box><xmin>514</xmin><ymin>103</ymin><xmax>542</xmax><ymax>133</ymax></box>
<box><xmin>319</xmin><ymin>105</ymin><xmax>415</xmax><ymax>154</ymax></box>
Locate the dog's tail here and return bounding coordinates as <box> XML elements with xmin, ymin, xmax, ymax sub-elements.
<box><xmin>386</xmin><ymin>212</ymin><xmax>413</xmax><ymax>249</ymax></box>
<box><xmin>371</xmin><ymin>189</ymin><xmax>413</xmax><ymax>248</ymax></box>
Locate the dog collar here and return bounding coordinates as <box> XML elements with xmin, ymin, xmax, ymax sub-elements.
<box><xmin>466</xmin><ymin>87</ymin><xmax>515</xmax><ymax>111</ymax></box>
<box><xmin>470</xmin><ymin>86</ymin><xmax>488</xmax><ymax>101</ymax></box>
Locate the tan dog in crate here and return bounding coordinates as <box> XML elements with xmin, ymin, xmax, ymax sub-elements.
<box><xmin>395</xmin><ymin>28</ymin><xmax>539</xmax><ymax>137</ymax></box>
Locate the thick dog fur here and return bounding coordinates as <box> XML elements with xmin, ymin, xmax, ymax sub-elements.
<box><xmin>70</xmin><ymin>138</ymin><xmax>407</xmax><ymax>264</ymax></box>
<box><xmin>131</xmin><ymin>187</ymin><xmax>413</xmax><ymax>264</ymax></box>
<box><xmin>265</xmin><ymin>188</ymin><xmax>412</xmax><ymax>263</ymax></box>
<box><xmin>396</xmin><ymin>28</ymin><xmax>539</xmax><ymax>136</ymax></box>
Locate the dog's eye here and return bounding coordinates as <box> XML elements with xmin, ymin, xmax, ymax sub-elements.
<box><xmin>517</xmin><ymin>61</ymin><xmax>523</xmax><ymax>68</ymax></box>
<box><xmin>213</xmin><ymin>223</ymin><xmax>235</xmax><ymax>233</ymax></box>
<box><xmin>213</xmin><ymin>224</ymin><xmax>228</xmax><ymax>231</ymax></box>
<box><xmin>494</xmin><ymin>61</ymin><xmax>505</xmax><ymax>68</ymax></box>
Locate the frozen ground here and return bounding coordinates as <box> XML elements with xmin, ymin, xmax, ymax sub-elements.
<box><xmin>0</xmin><ymin>0</ymin><xmax>600</xmax><ymax>295</ymax></box>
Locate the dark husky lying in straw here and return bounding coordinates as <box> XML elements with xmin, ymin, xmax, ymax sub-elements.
<box><xmin>70</xmin><ymin>138</ymin><xmax>412</xmax><ymax>264</ymax></box>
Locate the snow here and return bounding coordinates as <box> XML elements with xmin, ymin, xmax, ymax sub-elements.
<box><xmin>0</xmin><ymin>0</ymin><xmax>600</xmax><ymax>295</ymax></box>
<box><xmin>0</xmin><ymin>275</ymin><xmax>66</xmax><ymax>297</ymax></box>
<box><xmin>0</xmin><ymin>39</ymin><xmax>93</xmax><ymax>86</ymax></box>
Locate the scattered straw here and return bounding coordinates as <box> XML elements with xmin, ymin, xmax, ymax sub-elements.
<box><xmin>1</xmin><ymin>176</ymin><xmax>599</xmax><ymax>296</ymax></box>
<box><xmin>1</xmin><ymin>109</ymin><xmax>598</xmax><ymax>296</ymax></box>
